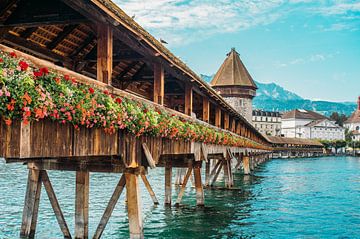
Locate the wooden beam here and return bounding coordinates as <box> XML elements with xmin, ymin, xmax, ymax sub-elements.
<box><xmin>20</xmin><ymin>27</ymin><xmax>38</xmax><ymax>39</ymax></box>
<box><xmin>153</xmin><ymin>63</ymin><xmax>164</xmax><ymax>105</ymax></box>
<box><xmin>117</xmin><ymin>61</ymin><xmax>139</xmax><ymax>79</ymax></box>
<box><xmin>97</xmin><ymin>23</ymin><xmax>113</xmax><ymax>84</ymax></box>
<box><xmin>0</xmin><ymin>0</ymin><xmax>19</xmax><ymax>19</ymax></box>
<box><xmin>125</xmin><ymin>173</ymin><xmax>144</xmax><ymax>239</ymax></box>
<box><xmin>184</xmin><ymin>84</ymin><xmax>193</xmax><ymax>116</ymax></box>
<box><xmin>41</xmin><ymin>170</ymin><xmax>71</xmax><ymax>238</ymax></box>
<box><xmin>20</xmin><ymin>169</ymin><xmax>42</xmax><ymax>238</ymax></box>
<box><xmin>75</xmin><ymin>171</ymin><xmax>89</xmax><ymax>239</ymax></box>
<box><xmin>193</xmin><ymin>166</ymin><xmax>204</xmax><ymax>206</ymax></box>
<box><xmin>47</xmin><ymin>24</ymin><xmax>78</xmax><ymax>50</ymax></box>
<box><xmin>202</xmin><ymin>97</ymin><xmax>210</xmax><ymax>123</ymax></box>
<box><xmin>215</xmin><ymin>108</ymin><xmax>221</xmax><ymax>128</ymax></box>
<box><xmin>174</xmin><ymin>167</ymin><xmax>192</xmax><ymax>206</ymax></box>
<box><xmin>70</xmin><ymin>33</ymin><xmax>95</xmax><ymax>58</ymax></box>
<box><xmin>93</xmin><ymin>174</ymin><xmax>126</xmax><ymax>239</ymax></box>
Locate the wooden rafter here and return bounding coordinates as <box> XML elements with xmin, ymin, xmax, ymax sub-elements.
<box><xmin>47</xmin><ymin>24</ymin><xmax>78</xmax><ymax>50</ymax></box>
<box><xmin>20</xmin><ymin>27</ymin><xmax>38</xmax><ymax>39</ymax></box>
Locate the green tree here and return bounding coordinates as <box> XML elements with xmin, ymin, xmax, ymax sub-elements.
<box><xmin>334</xmin><ymin>140</ymin><xmax>347</xmax><ymax>154</ymax></box>
<box><xmin>330</xmin><ymin>112</ymin><xmax>348</xmax><ymax>127</ymax></box>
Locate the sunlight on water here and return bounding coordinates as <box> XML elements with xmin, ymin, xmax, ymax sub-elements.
<box><xmin>0</xmin><ymin>157</ymin><xmax>359</xmax><ymax>238</ymax></box>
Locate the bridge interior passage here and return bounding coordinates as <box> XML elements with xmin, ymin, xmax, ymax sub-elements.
<box><xmin>0</xmin><ymin>0</ymin><xmax>275</xmax><ymax>238</ymax></box>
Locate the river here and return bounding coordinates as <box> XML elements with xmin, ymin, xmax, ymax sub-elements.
<box><xmin>0</xmin><ymin>156</ymin><xmax>359</xmax><ymax>238</ymax></box>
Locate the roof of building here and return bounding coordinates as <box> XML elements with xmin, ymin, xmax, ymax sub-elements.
<box><xmin>344</xmin><ymin>110</ymin><xmax>360</xmax><ymax>124</ymax></box>
<box><xmin>210</xmin><ymin>48</ymin><xmax>257</xmax><ymax>89</ymax></box>
<box><xmin>282</xmin><ymin>109</ymin><xmax>328</xmax><ymax>120</ymax></box>
<box><xmin>265</xmin><ymin>136</ymin><xmax>323</xmax><ymax>147</ymax></box>
<box><xmin>253</xmin><ymin>109</ymin><xmax>281</xmax><ymax>117</ymax></box>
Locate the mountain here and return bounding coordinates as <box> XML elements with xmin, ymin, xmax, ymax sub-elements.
<box><xmin>200</xmin><ymin>74</ymin><xmax>356</xmax><ymax>116</ymax></box>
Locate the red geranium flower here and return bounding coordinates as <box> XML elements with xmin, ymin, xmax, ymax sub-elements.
<box><xmin>89</xmin><ymin>88</ymin><xmax>95</xmax><ymax>94</ymax></box>
<box><xmin>0</xmin><ymin>58</ymin><xmax>3</xmax><ymax>63</ymax></box>
<box><xmin>143</xmin><ymin>109</ymin><xmax>148</xmax><ymax>113</ymax></box>
<box><xmin>40</xmin><ymin>67</ymin><xmax>49</xmax><ymax>75</ymax></box>
<box><xmin>115</xmin><ymin>98</ymin><xmax>122</xmax><ymax>104</ymax></box>
<box><xmin>104</xmin><ymin>90</ymin><xmax>109</xmax><ymax>95</ymax></box>
<box><xmin>19</xmin><ymin>61</ymin><xmax>29</xmax><ymax>71</ymax></box>
<box><xmin>10</xmin><ymin>52</ymin><xmax>17</xmax><ymax>58</ymax></box>
<box><xmin>33</xmin><ymin>71</ymin><xmax>43</xmax><ymax>77</ymax></box>
<box><xmin>64</xmin><ymin>75</ymin><xmax>70</xmax><ymax>81</ymax></box>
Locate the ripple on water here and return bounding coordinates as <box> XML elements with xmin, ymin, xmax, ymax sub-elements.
<box><xmin>0</xmin><ymin>156</ymin><xmax>360</xmax><ymax>238</ymax></box>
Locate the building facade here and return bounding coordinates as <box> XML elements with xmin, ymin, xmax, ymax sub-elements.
<box><xmin>344</xmin><ymin>97</ymin><xmax>360</xmax><ymax>141</ymax></box>
<box><xmin>210</xmin><ymin>48</ymin><xmax>257</xmax><ymax>123</ymax></box>
<box><xmin>281</xmin><ymin>109</ymin><xmax>345</xmax><ymax>140</ymax></box>
<box><xmin>252</xmin><ymin>110</ymin><xmax>282</xmax><ymax>136</ymax></box>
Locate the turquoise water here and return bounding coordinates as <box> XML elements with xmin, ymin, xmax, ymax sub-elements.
<box><xmin>0</xmin><ymin>156</ymin><xmax>359</xmax><ymax>238</ymax></box>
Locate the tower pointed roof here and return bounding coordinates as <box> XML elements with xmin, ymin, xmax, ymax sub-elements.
<box><xmin>210</xmin><ymin>48</ymin><xmax>257</xmax><ymax>89</ymax></box>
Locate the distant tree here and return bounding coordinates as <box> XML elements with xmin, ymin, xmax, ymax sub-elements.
<box><xmin>330</xmin><ymin>112</ymin><xmax>348</xmax><ymax>126</ymax></box>
<box><xmin>333</xmin><ymin>140</ymin><xmax>347</xmax><ymax>154</ymax></box>
<box><xmin>320</xmin><ymin>140</ymin><xmax>332</xmax><ymax>150</ymax></box>
<box><xmin>345</xmin><ymin>128</ymin><xmax>354</xmax><ymax>144</ymax></box>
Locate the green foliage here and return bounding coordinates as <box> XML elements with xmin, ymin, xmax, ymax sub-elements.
<box><xmin>329</xmin><ymin>112</ymin><xmax>348</xmax><ymax>127</ymax></box>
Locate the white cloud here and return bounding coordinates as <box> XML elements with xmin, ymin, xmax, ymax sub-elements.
<box><xmin>114</xmin><ymin>0</ymin><xmax>286</xmax><ymax>46</ymax></box>
<box><xmin>318</xmin><ymin>2</ymin><xmax>360</xmax><ymax>15</ymax></box>
<box><xmin>275</xmin><ymin>53</ymin><xmax>335</xmax><ymax>68</ymax></box>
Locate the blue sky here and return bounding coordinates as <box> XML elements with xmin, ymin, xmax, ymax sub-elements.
<box><xmin>116</xmin><ymin>0</ymin><xmax>360</xmax><ymax>102</ymax></box>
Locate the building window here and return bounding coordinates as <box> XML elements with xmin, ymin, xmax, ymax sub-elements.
<box><xmin>356</xmin><ymin>126</ymin><xmax>360</xmax><ymax>131</ymax></box>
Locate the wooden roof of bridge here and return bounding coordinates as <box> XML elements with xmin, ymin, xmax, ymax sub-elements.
<box><xmin>0</xmin><ymin>0</ymin><xmax>268</xmax><ymax>144</ymax></box>
<box><xmin>265</xmin><ymin>136</ymin><xmax>323</xmax><ymax>147</ymax></box>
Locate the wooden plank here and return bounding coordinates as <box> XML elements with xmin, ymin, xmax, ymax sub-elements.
<box><xmin>224</xmin><ymin>113</ymin><xmax>229</xmax><ymax>130</ymax></box>
<box><xmin>140</xmin><ymin>174</ymin><xmax>159</xmax><ymax>205</ymax></box>
<box><xmin>47</xmin><ymin>24</ymin><xmax>78</xmax><ymax>50</ymax></box>
<box><xmin>211</xmin><ymin>160</ymin><xmax>223</xmax><ymax>186</ymax></box>
<box><xmin>97</xmin><ymin>23</ymin><xmax>113</xmax><ymax>84</ymax></box>
<box><xmin>93</xmin><ymin>174</ymin><xmax>126</xmax><ymax>239</ymax></box>
<box><xmin>125</xmin><ymin>173</ymin><xmax>144</xmax><ymax>239</ymax></box>
<box><xmin>174</xmin><ymin>167</ymin><xmax>192</xmax><ymax>206</ymax></box>
<box><xmin>204</xmin><ymin>161</ymin><xmax>210</xmax><ymax>187</ymax></box>
<box><xmin>41</xmin><ymin>170</ymin><xmax>71</xmax><ymax>238</ymax></box>
<box><xmin>75</xmin><ymin>171</ymin><xmax>89</xmax><ymax>239</ymax></box>
<box><xmin>243</xmin><ymin>155</ymin><xmax>250</xmax><ymax>175</ymax></box>
<box><xmin>20</xmin><ymin>169</ymin><xmax>42</xmax><ymax>238</ymax></box>
<box><xmin>202</xmin><ymin>97</ymin><xmax>210</xmax><ymax>123</ymax></box>
<box><xmin>153</xmin><ymin>63</ymin><xmax>164</xmax><ymax>105</ymax></box>
<box><xmin>184</xmin><ymin>84</ymin><xmax>193</xmax><ymax>116</ymax></box>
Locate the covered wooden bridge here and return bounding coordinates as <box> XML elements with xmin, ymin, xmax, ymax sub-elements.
<box><xmin>0</xmin><ymin>0</ymin><xmax>272</xmax><ymax>238</ymax></box>
<box><xmin>266</xmin><ymin>136</ymin><xmax>324</xmax><ymax>158</ymax></box>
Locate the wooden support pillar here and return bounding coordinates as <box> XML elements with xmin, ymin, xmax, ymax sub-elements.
<box><xmin>202</xmin><ymin>97</ymin><xmax>210</xmax><ymax>123</ymax></box>
<box><xmin>215</xmin><ymin>108</ymin><xmax>221</xmax><ymax>128</ymax></box>
<box><xmin>193</xmin><ymin>162</ymin><xmax>204</xmax><ymax>206</ymax></box>
<box><xmin>20</xmin><ymin>169</ymin><xmax>42</xmax><ymax>239</ymax></box>
<box><xmin>41</xmin><ymin>171</ymin><xmax>71</xmax><ymax>238</ymax></box>
<box><xmin>97</xmin><ymin>24</ymin><xmax>113</xmax><ymax>84</ymax></box>
<box><xmin>153</xmin><ymin>63</ymin><xmax>164</xmax><ymax>105</ymax></box>
<box><xmin>204</xmin><ymin>160</ymin><xmax>211</xmax><ymax>186</ymax></box>
<box><xmin>125</xmin><ymin>173</ymin><xmax>144</xmax><ymax>239</ymax></box>
<box><xmin>184</xmin><ymin>84</ymin><xmax>193</xmax><ymax>116</ymax></box>
<box><xmin>236</xmin><ymin>122</ymin><xmax>241</xmax><ymax>135</ymax></box>
<box><xmin>75</xmin><ymin>171</ymin><xmax>89</xmax><ymax>239</ymax></box>
<box><xmin>231</xmin><ymin>119</ymin><xmax>236</xmax><ymax>132</ymax></box>
<box><xmin>94</xmin><ymin>174</ymin><xmax>126</xmax><ymax>239</ymax></box>
<box><xmin>224</xmin><ymin>113</ymin><xmax>229</xmax><ymax>130</ymax></box>
<box><xmin>243</xmin><ymin>155</ymin><xmax>251</xmax><ymax>175</ymax></box>
<box><xmin>175</xmin><ymin>167</ymin><xmax>192</xmax><ymax>206</ymax></box>
<box><xmin>141</xmin><ymin>174</ymin><xmax>159</xmax><ymax>205</ymax></box>
<box><xmin>164</xmin><ymin>160</ymin><xmax>172</xmax><ymax>205</ymax></box>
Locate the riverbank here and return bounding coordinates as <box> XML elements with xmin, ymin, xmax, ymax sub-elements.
<box><xmin>0</xmin><ymin>156</ymin><xmax>359</xmax><ymax>238</ymax></box>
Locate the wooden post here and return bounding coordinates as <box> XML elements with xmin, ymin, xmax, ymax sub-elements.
<box><xmin>75</xmin><ymin>171</ymin><xmax>89</xmax><ymax>239</ymax></box>
<box><xmin>231</xmin><ymin>119</ymin><xmax>236</xmax><ymax>132</ymax></box>
<box><xmin>202</xmin><ymin>97</ymin><xmax>210</xmax><ymax>123</ymax></box>
<box><xmin>125</xmin><ymin>173</ymin><xmax>144</xmax><ymax>239</ymax></box>
<box><xmin>224</xmin><ymin>113</ymin><xmax>229</xmax><ymax>130</ymax></box>
<box><xmin>193</xmin><ymin>164</ymin><xmax>204</xmax><ymax>206</ymax></box>
<box><xmin>164</xmin><ymin>160</ymin><xmax>172</xmax><ymax>206</ymax></box>
<box><xmin>153</xmin><ymin>63</ymin><xmax>164</xmax><ymax>105</ymax></box>
<box><xmin>41</xmin><ymin>171</ymin><xmax>71</xmax><ymax>238</ymax></box>
<box><xmin>223</xmin><ymin>159</ymin><xmax>229</xmax><ymax>187</ymax></box>
<box><xmin>94</xmin><ymin>174</ymin><xmax>126</xmax><ymax>239</ymax></box>
<box><xmin>97</xmin><ymin>24</ymin><xmax>113</xmax><ymax>84</ymax></box>
<box><xmin>215</xmin><ymin>108</ymin><xmax>221</xmax><ymax>128</ymax></box>
<box><xmin>20</xmin><ymin>169</ymin><xmax>42</xmax><ymax>238</ymax></box>
<box><xmin>243</xmin><ymin>155</ymin><xmax>251</xmax><ymax>175</ymax></box>
<box><xmin>184</xmin><ymin>84</ymin><xmax>193</xmax><ymax>116</ymax></box>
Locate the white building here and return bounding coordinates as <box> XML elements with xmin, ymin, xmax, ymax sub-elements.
<box><xmin>281</xmin><ymin>109</ymin><xmax>345</xmax><ymax>140</ymax></box>
<box><xmin>344</xmin><ymin>97</ymin><xmax>360</xmax><ymax>141</ymax></box>
<box><xmin>252</xmin><ymin>110</ymin><xmax>282</xmax><ymax>136</ymax></box>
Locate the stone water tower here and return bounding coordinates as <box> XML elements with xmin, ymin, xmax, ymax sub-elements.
<box><xmin>210</xmin><ymin>48</ymin><xmax>257</xmax><ymax>124</ymax></box>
